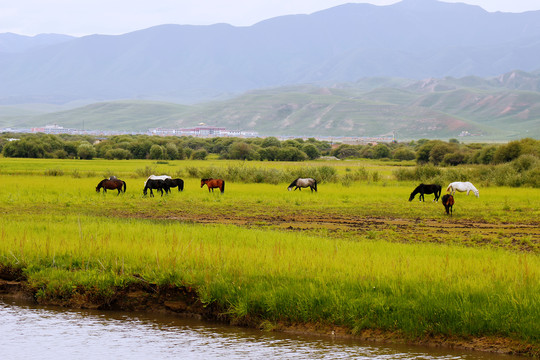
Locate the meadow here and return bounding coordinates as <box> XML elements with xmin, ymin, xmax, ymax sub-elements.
<box><xmin>0</xmin><ymin>158</ymin><xmax>538</xmax><ymax>354</ymax></box>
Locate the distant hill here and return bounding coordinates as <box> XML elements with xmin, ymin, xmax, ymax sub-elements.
<box><xmin>0</xmin><ymin>33</ymin><xmax>74</xmax><ymax>53</ymax></box>
<box><xmin>1</xmin><ymin>0</ymin><xmax>540</xmax><ymax>104</ymax></box>
<box><xmin>3</xmin><ymin>70</ymin><xmax>540</xmax><ymax>140</ymax></box>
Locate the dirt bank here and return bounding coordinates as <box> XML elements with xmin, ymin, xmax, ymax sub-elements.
<box><xmin>1</xmin><ymin>270</ymin><xmax>536</xmax><ymax>357</ymax></box>
<box><xmin>121</xmin><ymin>206</ymin><xmax>539</xmax><ymax>252</ymax></box>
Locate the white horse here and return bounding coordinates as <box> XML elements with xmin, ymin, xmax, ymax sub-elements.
<box><xmin>144</xmin><ymin>174</ymin><xmax>171</xmax><ymax>187</ymax></box>
<box><xmin>288</xmin><ymin>178</ymin><xmax>317</xmax><ymax>192</ymax></box>
<box><xmin>446</xmin><ymin>181</ymin><xmax>479</xmax><ymax>198</ymax></box>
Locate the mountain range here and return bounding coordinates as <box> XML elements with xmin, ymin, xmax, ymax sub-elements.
<box><xmin>1</xmin><ymin>0</ymin><xmax>540</xmax><ymax>140</ymax></box>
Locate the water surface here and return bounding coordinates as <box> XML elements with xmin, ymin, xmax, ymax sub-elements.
<box><xmin>0</xmin><ymin>297</ymin><xmax>523</xmax><ymax>360</ymax></box>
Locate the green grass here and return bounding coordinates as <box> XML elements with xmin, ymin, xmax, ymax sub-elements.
<box><xmin>0</xmin><ymin>158</ymin><xmax>538</xmax><ymax>348</ymax></box>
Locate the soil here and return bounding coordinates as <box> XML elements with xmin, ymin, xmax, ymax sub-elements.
<box><xmin>121</xmin><ymin>205</ymin><xmax>539</xmax><ymax>252</ymax></box>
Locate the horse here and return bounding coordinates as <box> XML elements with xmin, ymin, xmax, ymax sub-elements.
<box><xmin>96</xmin><ymin>178</ymin><xmax>126</xmax><ymax>195</ymax></box>
<box><xmin>288</xmin><ymin>178</ymin><xmax>317</xmax><ymax>192</ymax></box>
<box><xmin>442</xmin><ymin>194</ymin><xmax>455</xmax><ymax>215</ymax></box>
<box><xmin>143</xmin><ymin>179</ymin><xmax>169</xmax><ymax>197</ymax></box>
<box><xmin>409</xmin><ymin>183</ymin><xmax>441</xmax><ymax>202</ymax></box>
<box><xmin>144</xmin><ymin>175</ymin><xmax>171</xmax><ymax>187</ymax></box>
<box><xmin>446</xmin><ymin>181</ymin><xmax>479</xmax><ymax>198</ymax></box>
<box><xmin>201</xmin><ymin>178</ymin><xmax>225</xmax><ymax>193</ymax></box>
<box><xmin>163</xmin><ymin>178</ymin><xmax>184</xmax><ymax>193</ymax></box>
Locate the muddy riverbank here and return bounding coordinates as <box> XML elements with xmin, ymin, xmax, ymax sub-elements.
<box><xmin>1</xmin><ymin>269</ymin><xmax>536</xmax><ymax>357</ymax></box>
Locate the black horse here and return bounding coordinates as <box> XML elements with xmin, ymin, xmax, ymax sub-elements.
<box><xmin>409</xmin><ymin>184</ymin><xmax>441</xmax><ymax>202</ymax></box>
<box><xmin>442</xmin><ymin>194</ymin><xmax>455</xmax><ymax>215</ymax></box>
<box><xmin>163</xmin><ymin>178</ymin><xmax>184</xmax><ymax>193</ymax></box>
<box><xmin>143</xmin><ymin>179</ymin><xmax>169</xmax><ymax>197</ymax></box>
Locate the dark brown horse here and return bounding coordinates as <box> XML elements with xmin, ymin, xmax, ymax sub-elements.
<box><xmin>442</xmin><ymin>194</ymin><xmax>454</xmax><ymax>215</ymax></box>
<box><xmin>96</xmin><ymin>178</ymin><xmax>126</xmax><ymax>195</ymax></box>
<box><xmin>201</xmin><ymin>178</ymin><xmax>225</xmax><ymax>193</ymax></box>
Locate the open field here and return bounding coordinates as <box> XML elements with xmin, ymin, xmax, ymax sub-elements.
<box><xmin>0</xmin><ymin>158</ymin><xmax>539</xmax><ymax>355</ymax></box>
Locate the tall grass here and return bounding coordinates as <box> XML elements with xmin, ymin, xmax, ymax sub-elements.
<box><xmin>0</xmin><ymin>214</ymin><xmax>538</xmax><ymax>342</ymax></box>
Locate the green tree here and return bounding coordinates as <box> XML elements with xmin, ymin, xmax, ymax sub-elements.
<box><xmin>77</xmin><ymin>143</ymin><xmax>96</xmax><ymax>160</ymax></box>
<box><xmin>373</xmin><ymin>144</ymin><xmax>391</xmax><ymax>159</ymax></box>
<box><xmin>393</xmin><ymin>147</ymin><xmax>416</xmax><ymax>161</ymax></box>
<box><xmin>302</xmin><ymin>144</ymin><xmax>321</xmax><ymax>160</ymax></box>
<box><xmin>191</xmin><ymin>149</ymin><xmax>208</xmax><ymax>160</ymax></box>
<box><xmin>149</xmin><ymin>144</ymin><xmax>164</xmax><ymax>160</ymax></box>
<box><xmin>165</xmin><ymin>143</ymin><xmax>179</xmax><ymax>160</ymax></box>
<box><xmin>493</xmin><ymin>141</ymin><xmax>522</xmax><ymax>163</ymax></box>
<box><xmin>261</xmin><ymin>137</ymin><xmax>281</xmax><ymax>148</ymax></box>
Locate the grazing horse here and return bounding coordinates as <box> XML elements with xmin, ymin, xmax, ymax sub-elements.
<box><xmin>143</xmin><ymin>179</ymin><xmax>169</xmax><ymax>197</ymax></box>
<box><xmin>288</xmin><ymin>178</ymin><xmax>317</xmax><ymax>192</ymax></box>
<box><xmin>163</xmin><ymin>178</ymin><xmax>184</xmax><ymax>193</ymax></box>
<box><xmin>144</xmin><ymin>174</ymin><xmax>171</xmax><ymax>187</ymax></box>
<box><xmin>201</xmin><ymin>178</ymin><xmax>225</xmax><ymax>193</ymax></box>
<box><xmin>409</xmin><ymin>183</ymin><xmax>441</xmax><ymax>202</ymax></box>
<box><xmin>446</xmin><ymin>181</ymin><xmax>479</xmax><ymax>198</ymax></box>
<box><xmin>441</xmin><ymin>194</ymin><xmax>455</xmax><ymax>215</ymax></box>
<box><xmin>96</xmin><ymin>178</ymin><xmax>126</xmax><ymax>195</ymax></box>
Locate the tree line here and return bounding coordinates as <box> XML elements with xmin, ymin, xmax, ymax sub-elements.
<box><xmin>1</xmin><ymin>133</ymin><xmax>538</xmax><ymax>168</ymax></box>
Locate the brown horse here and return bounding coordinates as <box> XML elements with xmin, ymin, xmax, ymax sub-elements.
<box><xmin>201</xmin><ymin>178</ymin><xmax>225</xmax><ymax>193</ymax></box>
<box><xmin>441</xmin><ymin>194</ymin><xmax>454</xmax><ymax>215</ymax></box>
<box><xmin>96</xmin><ymin>178</ymin><xmax>126</xmax><ymax>195</ymax></box>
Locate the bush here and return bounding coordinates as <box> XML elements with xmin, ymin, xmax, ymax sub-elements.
<box><xmin>77</xmin><ymin>143</ymin><xmax>96</xmax><ymax>160</ymax></box>
<box><xmin>393</xmin><ymin>148</ymin><xmax>416</xmax><ymax>161</ymax></box>
<box><xmin>104</xmin><ymin>148</ymin><xmax>132</xmax><ymax>160</ymax></box>
<box><xmin>135</xmin><ymin>165</ymin><xmax>155</xmax><ymax>178</ymax></box>
<box><xmin>191</xmin><ymin>149</ymin><xmax>208</xmax><ymax>160</ymax></box>
<box><xmin>149</xmin><ymin>144</ymin><xmax>164</xmax><ymax>160</ymax></box>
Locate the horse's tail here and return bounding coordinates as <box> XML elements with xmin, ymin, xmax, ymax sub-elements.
<box><xmin>436</xmin><ymin>185</ymin><xmax>441</xmax><ymax>199</ymax></box>
<box><xmin>313</xmin><ymin>179</ymin><xmax>317</xmax><ymax>192</ymax></box>
<box><xmin>179</xmin><ymin>179</ymin><xmax>184</xmax><ymax>191</ymax></box>
<box><xmin>220</xmin><ymin>180</ymin><xmax>225</xmax><ymax>193</ymax></box>
<box><xmin>123</xmin><ymin>181</ymin><xmax>126</xmax><ymax>193</ymax></box>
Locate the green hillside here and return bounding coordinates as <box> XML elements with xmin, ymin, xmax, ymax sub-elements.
<box><xmin>2</xmin><ymin>75</ymin><xmax>540</xmax><ymax>140</ymax></box>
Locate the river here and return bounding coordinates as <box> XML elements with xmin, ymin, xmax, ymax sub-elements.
<box><xmin>0</xmin><ymin>297</ymin><xmax>523</xmax><ymax>360</ymax></box>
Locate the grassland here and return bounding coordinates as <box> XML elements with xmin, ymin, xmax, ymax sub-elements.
<box><xmin>0</xmin><ymin>158</ymin><xmax>538</xmax><ymax>355</ymax></box>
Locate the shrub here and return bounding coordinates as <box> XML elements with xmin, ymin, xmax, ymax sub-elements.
<box><xmin>149</xmin><ymin>145</ymin><xmax>164</xmax><ymax>160</ymax></box>
<box><xmin>191</xmin><ymin>149</ymin><xmax>208</xmax><ymax>160</ymax></box>
<box><xmin>135</xmin><ymin>165</ymin><xmax>155</xmax><ymax>178</ymax></box>
<box><xmin>393</xmin><ymin>148</ymin><xmax>416</xmax><ymax>161</ymax></box>
<box><xmin>77</xmin><ymin>143</ymin><xmax>96</xmax><ymax>160</ymax></box>
<box><xmin>44</xmin><ymin>168</ymin><xmax>64</xmax><ymax>176</ymax></box>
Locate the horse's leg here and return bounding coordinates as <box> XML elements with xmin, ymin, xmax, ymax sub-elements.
<box><xmin>420</xmin><ymin>192</ymin><xmax>424</xmax><ymax>202</ymax></box>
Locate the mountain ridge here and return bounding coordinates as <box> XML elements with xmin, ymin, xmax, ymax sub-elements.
<box><xmin>2</xmin><ymin>70</ymin><xmax>539</xmax><ymax>140</ymax></box>
<box><xmin>2</xmin><ymin>0</ymin><xmax>540</xmax><ymax>105</ymax></box>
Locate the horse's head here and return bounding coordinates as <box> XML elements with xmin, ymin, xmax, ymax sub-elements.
<box><xmin>408</xmin><ymin>193</ymin><xmax>415</xmax><ymax>201</ymax></box>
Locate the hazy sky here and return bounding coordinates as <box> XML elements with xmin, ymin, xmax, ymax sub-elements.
<box><xmin>2</xmin><ymin>0</ymin><xmax>540</xmax><ymax>36</ymax></box>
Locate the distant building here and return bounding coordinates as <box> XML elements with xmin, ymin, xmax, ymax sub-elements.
<box><xmin>149</xmin><ymin>125</ymin><xmax>258</xmax><ymax>138</ymax></box>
